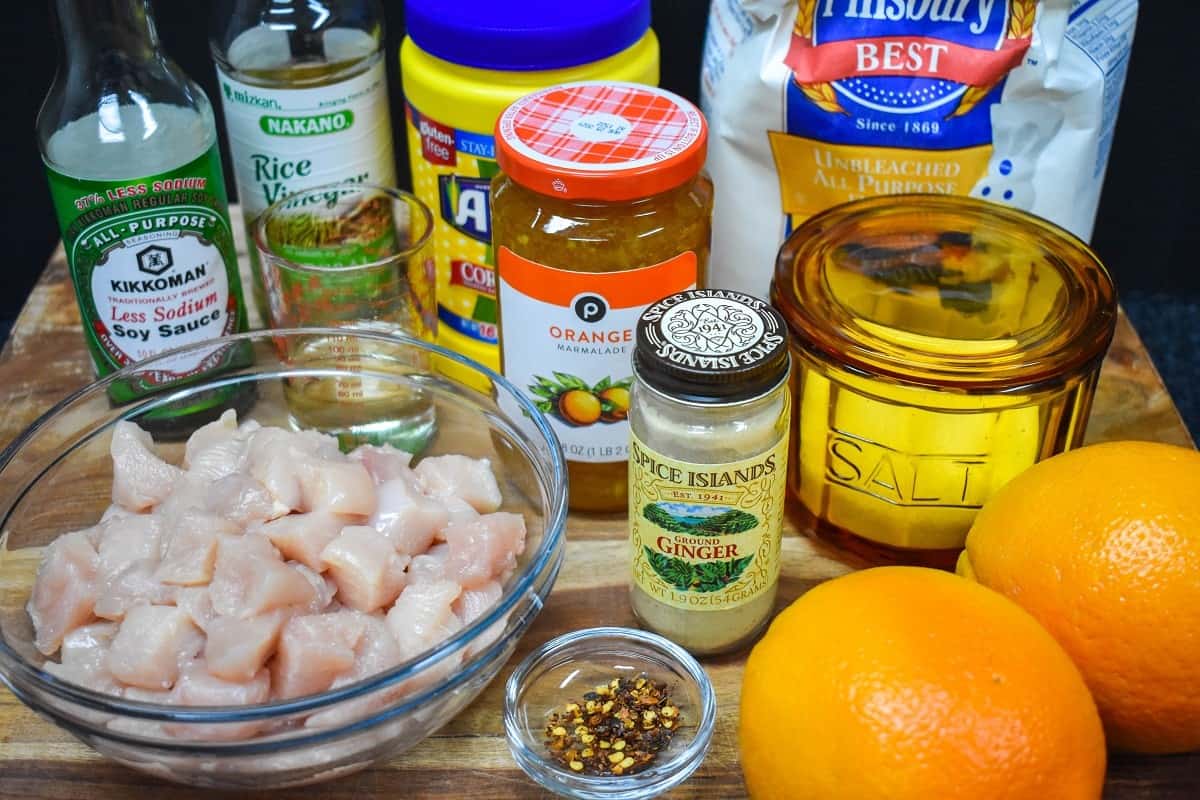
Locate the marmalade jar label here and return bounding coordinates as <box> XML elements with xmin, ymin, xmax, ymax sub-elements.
<box><xmin>496</xmin><ymin>248</ymin><xmax>697</xmax><ymax>463</ymax></box>
<box><xmin>629</xmin><ymin>433</ymin><xmax>787</xmax><ymax>611</ymax></box>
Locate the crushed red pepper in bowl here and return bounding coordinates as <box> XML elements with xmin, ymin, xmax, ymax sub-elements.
<box><xmin>543</xmin><ymin>675</ymin><xmax>680</xmax><ymax>776</ymax></box>
<box><xmin>504</xmin><ymin>627</ymin><xmax>716</xmax><ymax>799</ymax></box>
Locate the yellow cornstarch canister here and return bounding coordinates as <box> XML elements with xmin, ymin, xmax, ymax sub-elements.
<box><xmin>400</xmin><ymin>0</ymin><xmax>659</xmax><ymax>381</ymax></box>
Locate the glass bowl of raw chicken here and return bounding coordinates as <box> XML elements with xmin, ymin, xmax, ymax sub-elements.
<box><xmin>0</xmin><ymin>328</ymin><xmax>567</xmax><ymax>789</ymax></box>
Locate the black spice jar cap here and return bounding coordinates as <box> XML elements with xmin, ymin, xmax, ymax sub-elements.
<box><xmin>634</xmin><ymin>289</ymin><xmax>790</xmax><ymax>404</ymax></box>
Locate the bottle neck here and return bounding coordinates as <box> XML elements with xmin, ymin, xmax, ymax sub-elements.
<box><xmin>54</xmin><ymin>0</ymin><xmax>160</xmax><ymax>66</ymax></box>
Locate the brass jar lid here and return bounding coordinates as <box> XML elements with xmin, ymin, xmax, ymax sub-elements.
<box><xmin>770</xmin><ymin>195</ymin><xmax>1118</xmax><ymax>392</ymax></box>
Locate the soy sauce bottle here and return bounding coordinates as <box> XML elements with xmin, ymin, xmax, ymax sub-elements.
<box><xmin>39</xmin><ymin>0</ymin><xmax>253</xmax><ymax>434</ymax></box>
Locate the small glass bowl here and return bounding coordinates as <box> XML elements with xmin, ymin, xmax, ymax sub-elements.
<box><xmin>504</xmin><ymin>627</ymin><xmax>716</xmax><ymax>800</ymax></box>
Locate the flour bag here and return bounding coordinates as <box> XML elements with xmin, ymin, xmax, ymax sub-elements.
<box><xmin>701</xmin><ymin>0</ymin><xmax>1138</xmax><ymax>296</ymax></box>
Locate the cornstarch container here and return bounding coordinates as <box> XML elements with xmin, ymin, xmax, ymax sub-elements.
<box><xmin>400</xmin><ymin>0</ymin><xmax>659</xmax><ymax>383</ymax></box>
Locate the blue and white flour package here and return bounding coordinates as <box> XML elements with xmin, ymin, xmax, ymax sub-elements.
<box><xmin>701</xmin><ymin>0</ymin><xmax>1138</xmax><ymax>296</ymax></box>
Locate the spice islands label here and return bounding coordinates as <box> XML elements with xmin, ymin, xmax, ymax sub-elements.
<box><xmin>630</xmin><ymin>434</ymin><xmax>787</xmax><ymax>611</ymax></box>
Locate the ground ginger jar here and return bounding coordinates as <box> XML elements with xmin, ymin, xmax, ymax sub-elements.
<box><xmin>492</xmin><ymin>82</ymin><xmax>712</xmax><ymax>512</ymax></box>
<box><xmin>628</xmin><ymin>290</ymin><xmax>791</xmax><ymax>655</ymax></box>
<box><xmin>771</xmin><ymin>195</ymin><xmax>1118</xmax><ymax>569</ymax></box>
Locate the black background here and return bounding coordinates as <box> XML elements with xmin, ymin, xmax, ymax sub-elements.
<box><xmin>4</xmin><ymin>2</ymin><xmax>1198</xmax><ymax>428</ymax></box>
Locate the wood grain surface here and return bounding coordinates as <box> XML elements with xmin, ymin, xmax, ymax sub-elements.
<box><xmin>0</xmin><ymin>214</ymin><xmax>1196</xmax><ymax>799</ymax></box>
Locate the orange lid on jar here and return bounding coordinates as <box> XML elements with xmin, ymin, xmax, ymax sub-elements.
<box><xmin>495</xmin><ymin>81</ymin><xmax>707</xmax><ymax>202</ymax></box>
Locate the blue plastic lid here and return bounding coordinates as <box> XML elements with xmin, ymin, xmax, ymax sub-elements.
<box><xmin>405</xmin><ymin>0</ymin><xmax>651</xmax><ymax>72</ymax></box>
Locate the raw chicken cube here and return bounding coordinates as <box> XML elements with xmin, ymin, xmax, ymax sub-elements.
<box><xmin>292</xmin><ymin>562</ymin><xmax>339</xmax><ymax>614</ymax></box>
<box><xmin>159</xmin><ymin>507</ymin><xmax>240</xmax><ymax>544</ymax></box>
<box><xmin>454</xmin><ymin>581</ymin><xmax>506</xmax><ymax>660</ymax></box>
<box><xmin>207</xmin><ymin>474</ymin><xmax>290</xmax><ymax>528</ymax></box>
<box><xmin>110</xmin><ymin>421</ymin><xmax>184</xmax><ymax>511</ymax></box>
<box><xmin>245</xmin><ymin>428</ymin><xmax>314</xmax><ymax>511</ymax></box>
<box><xmin>94</xmin><ymin>562</ymin><xmax>175</xmax><ymax>621</ymax></box>
<box><xmin>205</xmin><ymin>610</ymin><xmax>288</xmax><ymax>683</ymax></box>
<box><xmin>350</xmin><ymin>444</ymin><xmax>415</xmax><ymax>485</ymax></box>
<box><xmin>42</xmin><ymin>622</ymin><xmax>121</xmax><ymax>694</ymax></box>
<box><xmin>167</xmin><ymin>660</ymin><xmax>271</xmax><ymax>741</ymax></box>
<box><xmin>305</xmin><ymin>616</ymin><xmax>406</xmax><ymax>730</ymax></box>
<box><xmin>271</xmin><ymin>611</ymin><xmax>368</xmax><ymax>699</ymax></box>
<box><xmin>386</xmin><ymin>580</ymin><xmax>463</xmax><ymax>659</ymax></box>
<box><xmin>245</xmin><ymin>427</ymin><xmax>341</xmax><ymax>511</ymax></box>
<box><xmin>107</xmin><ymin>604</ymin><xmax>203</xmax><ymax>690</ymax></box>
<box><xmin>439</xmin><ymin>496</ymin><xmax>480</xmax><ymax>531</ymax></box>
<box><xmin>28</xmin><ymin>530</ymin><xmax>99</xmax><ymax>655</ymax></box>
<box><xmin>370</xmin><ymin>478</ymin><xmax>449</xmax><ymax>557</ymax></box>
<box><xmin>415</xmin><ymin>455</ymin><xmax>502</xmax><ymax>513</ymax></box>
<box><xmin>173</xmin><ymin>659</ymin><xmax>270</xmax><ymax>706</ymax></box>
<box><xmin>320</xmin><ymin>526</ymin><xmax>409</xmax><ymax>613</ymax></box>
<box><xmin>442</xmin><ymin>512</ymin><xmax>527</xmax><ymax>589</ymax></box>
<box><xmin>95</xmin><ymin>514</ymin><xmax>162</xmax><ymax>582</ymax></box>
<box><xmin>175</xmin><ymin>587</ymin><xmax>215</xmax><ymax>632</ymax></box>
<box><xmin>256</xmin><ymin>511</ymin><xmax>352</xmax><ymax>572</ymax></box>
<box><xmin>183</xmin><ymin>410</ymin><xmax>247</xmax><ymax>481</ymax></box>
<box><xmin>155</xmin><ymin>524</ymin><xmax>221</xmax><ymax>587</ymax></box>
<box><xmin>209</xmin><ymin>534</ymin><xmax>317</xmax><ymax>618</ymax></box>
<box><xmin>300</xmin><ymin>460</ymin><xmax>376</xmax><ymax>516</ymax></box>
<box><xmin>406</xmin><ymin>544</ymin><xmax>450</xmax><ymax>585</ymax></box>
<box><xmin>452</xmin><ymin>581</ymin><xmax>503</xmax><ymax>626</ymax></box>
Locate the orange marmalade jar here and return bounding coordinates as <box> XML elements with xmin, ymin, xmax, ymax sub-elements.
<box><xmin>492</xmin><ymin>82</ymin><xmax>712</xmax><ymax>512</ymax></box>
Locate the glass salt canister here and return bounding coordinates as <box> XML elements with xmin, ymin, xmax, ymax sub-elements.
<box><xmin>627</xmin><ymin>290</ymin><xmax>790</xmax><ymax>655</ymax></box>
<box><xmin>772</xmin><ymin>195</ymin><xmax>1118</xmax><ymax>569</ymax></box>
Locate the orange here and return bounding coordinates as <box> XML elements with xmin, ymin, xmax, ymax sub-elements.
<box><xmin>959</xmin><ymin>440</ymin><xmax>1200</xmax><ymax>754</ymax></box>
<box><xmin>740</xmin><ymin>567</ymin><xmax>1105</xmax><ymax>800</ymax></box>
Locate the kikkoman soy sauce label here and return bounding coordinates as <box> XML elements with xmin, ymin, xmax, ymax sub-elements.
<box><xmin>630</xmin><ymin>435</ymin><xmax>787</xmax><ymax>612</ymax></box>
<box><xmin>45</xmin><ymin>146</ymin><xmax>246</xmax><ymax>382</ymax></box>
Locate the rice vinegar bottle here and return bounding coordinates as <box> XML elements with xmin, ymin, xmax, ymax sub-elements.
<box><xmin>38</xmin><ymin>0</ymin><xmax>250</xmax><ymax>426</ymax></box>
<box><xmin>210</xmin><ymin>0</ymin><xmax>397</xmax><ymax>320</ymax></box>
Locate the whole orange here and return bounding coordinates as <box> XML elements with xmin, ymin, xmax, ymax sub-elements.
<box><xmin>740</xmin><ymin>567</ymin><xmax>1105</xmax><ymax>800</ymax></box>
<box><xmin>959</xmin><ymin>440</ymin><xmax>1200</xmax><ymax>754</ymax></box>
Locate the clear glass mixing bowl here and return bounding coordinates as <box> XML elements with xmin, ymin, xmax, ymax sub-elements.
<box><xmin>0</xmin><ymin>329</ymin><xmax>567</xmax><ymax>789</ymax></box>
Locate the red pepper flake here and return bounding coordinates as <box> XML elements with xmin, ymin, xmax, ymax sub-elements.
<box><xmin>543</xmin><ymin>675</ymin><xmax>680</xmax><ymax>776</ymax></box>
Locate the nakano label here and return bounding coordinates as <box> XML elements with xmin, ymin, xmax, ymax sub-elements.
<box><xmin>216</xmin><ymin>59</ymin><xmax>396</xmax><ymax>222</ymax></box>
<box><xmin>259</xmin><ymin>110</ymin><xmax>355</xmax><ymax>137</ymax></box>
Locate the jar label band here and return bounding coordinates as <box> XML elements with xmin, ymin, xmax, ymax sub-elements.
<box><xmin>496</xmin><ymin>248</ymin><xmax>697</xmax><ymax>464</ymax></box>
<box><xmin>629</xmin><ymin>433</ymin><xmax>787</xmax><ymax>612</ymax></box>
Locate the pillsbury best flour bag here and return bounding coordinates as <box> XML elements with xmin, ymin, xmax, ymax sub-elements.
<box><xmin>701</xmin><ymin>0</ymin><xmax>1137</xmax><ymax>296</ymax></box>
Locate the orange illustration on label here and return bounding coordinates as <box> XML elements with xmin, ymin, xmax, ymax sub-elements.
<box><xmin>497</xmin><ymin>248</ymin><xmax>697</xmax><ymax>464</ymax></box>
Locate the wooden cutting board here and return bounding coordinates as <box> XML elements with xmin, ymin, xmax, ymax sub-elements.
<box><xmin>0</xmin><ymin>210</ymin><xmax>1196</xmax><ymax>799</ymax></box>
